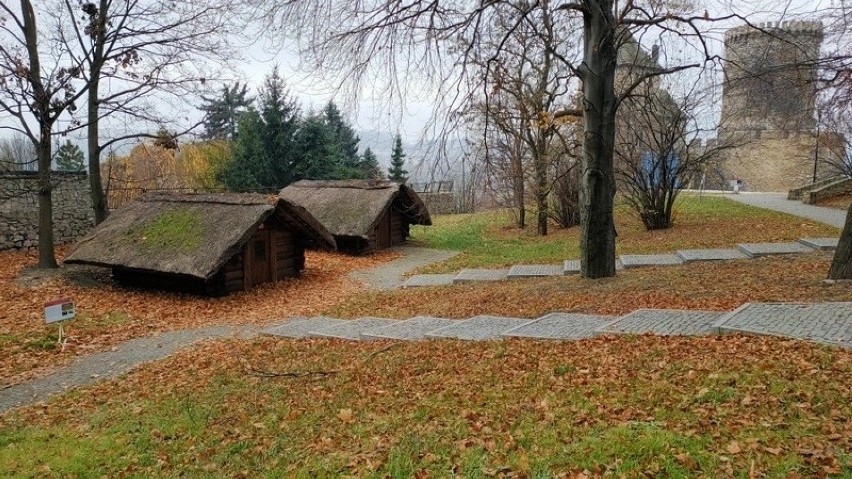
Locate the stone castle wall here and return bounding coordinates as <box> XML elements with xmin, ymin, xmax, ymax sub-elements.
<box><xmin>0</xmin><ymin>172</ymin><xmax>94</xmax><ymax>250</ymax></box>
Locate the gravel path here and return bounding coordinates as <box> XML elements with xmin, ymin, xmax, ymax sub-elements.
<box><xmin>724</xmin><ymin>192</ymin><xmax>847</xmax><ymax>228</ymax></box>
<box><xmin>347</xmin><ymin>246</ymin><xmax>458</xmax><ymax>290</ymax></box>
<box><xmin>0</xmin><ymin>325</ymin><xmax>259</xmax><ymax>414</ymax></box>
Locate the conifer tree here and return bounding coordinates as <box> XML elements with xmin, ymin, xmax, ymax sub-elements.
<box><xmin>388</xmin><ymin>133</ymin><xmax>408</xmax><ymax>183</ymax></box>
<box><xmin>200</xmin><ymin>83</ymin><xmax>254</xmax><ymax>140</ymax></box>
<box><xmin>360</xmin><ymin>147</ymin><xmax>383</xmax><ymax>179</ymax></box>
<box><xmin>54</xmin><ymin>140</ymin><xmax>85</xmax><ymax>171</ymax></box>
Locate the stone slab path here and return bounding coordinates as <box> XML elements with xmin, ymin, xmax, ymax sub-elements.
<box><xmin>348</xmin><ymin>246</ymin><xmax>459</xmax><ymax>290</ymax></box>
<box><xmin>310</xmin><ymin>317</ymin><xmax>397</xmax><ymax>340</ymax></box>
<box><xmin>403</xmin><ymin>237</ymin><xmax>838</xmax><ymax>288</ymax></box>
<box><xmin>503</xmin><ymin>313</ymin><xmax>614</xmax><ymax>340</ymax></box>
<box><xmin>724</xmin><ymin>192</ymin><xmax>846</xmax><ymax>228</ymax></box>
<box><xmin>598</xmin><ymin>310</ymin><xmax>725</xmax><ymax>336</ymax></box>
<box><xmin>715</xmin><ymin>303</ymin><xmax>852</xmax><ymax>348</ymax></box>
<box><xmin>0</xmin><ymin>325</ymin><xmax>259</xmax><ymax>414</ymax></box>
<box><xmin>259</xmin><ymin>302</ymin><xmax>852</xmax><ymax>350</ymax></box>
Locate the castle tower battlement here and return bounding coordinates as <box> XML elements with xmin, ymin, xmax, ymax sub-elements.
<box><xmin>721</xmin><ymin>20</ymin><xmax>823</xmax><ymax>136</ymax></box>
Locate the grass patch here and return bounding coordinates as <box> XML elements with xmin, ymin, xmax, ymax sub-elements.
<box><xmin>408</xmin><ymin>195</ymin><xmax>839</xmax><ymax>272</ymax></box>
<box><xmin>1</xmin><ymin>336</ymin><xmax>848</xmax><ymax>477</ymax></box>
<box><xmin>127</xmin><ymin>207</ymin><xmax>204</xmax><ymax>252</ymax></box>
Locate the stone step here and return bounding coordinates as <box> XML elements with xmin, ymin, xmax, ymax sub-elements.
<box><xmin>597</xmin><ymin>309</ymin><xmax>725</xmax><ymax>336</ymax></box>
<box><xmin>426</xmin><ymin>315</ymin><xmax>532</xmax><ymax>340</ymax></box>
<box><xmin>507</xmin><ymin>264</ymin><xmax>563</xmax><ymax>279</ymax></box>
<box><xmin>308</xmin><ymin>317</ymin><xmax>398</xmax><ymax>340</ymax></box>
<box><xmin>676</xmin><ymin>248</ymin><xmax>749</xmax><ymax>263</ymax></box>
<box><xmin>502</xmin><ymin>312</ymin><xmax>615</xmax><ymax>340</ymax></box>
<box><xmin>797</xmin><ymin>237</ymin><xmax>839</xmax><ymax>251</ymax></box>
<box><xmin>563</xmin><ymin>259</ymin><xmax>623</xmax><ymax>275</ymax></box>
<box><xmin>261</xmin><ymin>317</ymin><xmax>346</xmax><ymax>338</ymax></box>
<box><xmin>453</xmin><ymin>269</ymin><xmax>510</xmax><ymax>284</ymax></box>
<box><xmin>402</xmin><ymin>274</ymin><xmax>456</xmax><ymax>288</ymax></box>
<box><xmin>736</xmin><ymin>242</ymin><xmax>813</xmax><ymax>258</ymax></box>
<box><xmin>713</xmin><ymin>302</ymin><xmax>852</xmax><ymax>348</ymax></box>
<box><xmin>619</xmin><ymin>254</ymin><xmax>684</xmax><ymax>269</ymax></box>
<box><xmin>363</xmin><ymin>316</ymin><xmax>458</xmax><ymax>340</ymax></box>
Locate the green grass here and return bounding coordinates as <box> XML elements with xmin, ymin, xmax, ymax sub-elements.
<box><xmin>127</xmin><ymin>207</ymin><xmax>204</xmax><ymax>252</ymax></box>
<box><xmin>1</xmin><ymin>336</ymin><xmax>849</xmax><ymax>477</ymax></box>
<box><xmin>408</xmin><ymin>195</ymin><xmax>840</xmax><ymax>272</ymax></box>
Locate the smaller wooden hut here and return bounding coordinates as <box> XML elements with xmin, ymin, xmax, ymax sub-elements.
<box><xmin>279</xmin><ymin>180</ymin><xmax>432</xmax><ymax>254</ymax></box>
<box><xmin>64</xmin><ymin>193</ymin><xmax>335</xmax><ymax>295</ymax></box>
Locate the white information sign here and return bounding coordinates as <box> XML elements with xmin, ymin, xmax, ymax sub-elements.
<box><xmin>44</xmin><ymin>298</ymin><xmax>76</xmax><ymax>324</ymax></box>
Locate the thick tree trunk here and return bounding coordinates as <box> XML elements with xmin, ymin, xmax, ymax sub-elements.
<box><xmin>828</xmin><ymin>202</ymin><xmax>852</xmax><ymax>279</ymax></box>
<box><xmin>579</xmin><ymin>0</ymin><xmax>618</xmax><ymax>278</ymax></box>
<box><xmin>536</xmin><ymin>156</ymin><xmax>549</xmax><ymax>236</ymax></box>
<box><xmin>88</xmin><ymin>0</ymin><xmax>109</xmax><ymax>225</ymax></box>
<box><xmin>36</xmin><ymin>127</ymin><xmax>57</xmax><ymax>269</ymax></box>
<box><xmin>88</xmin><ymin>79</ymin><xmax>109</xmax><ymax>224</ymax></box>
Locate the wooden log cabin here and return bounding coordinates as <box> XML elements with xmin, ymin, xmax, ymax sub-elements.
<box><xmin>64</xmin><ymin>193</ymin><xmax>334</xmax><ymax>295</ymax></box>
<box><xmin>279</xmin><ymin>179</ymin><xmax>432</xmax><ymax>254</ymax></box>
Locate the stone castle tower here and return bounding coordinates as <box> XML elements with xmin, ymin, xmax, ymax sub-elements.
<box><xmin>721</xmin><ymin>20</ymin><xmax>823</xmax><ymax>137</ymax></box>
<box><xmin>717</xmin><ymin>20</ymin><xmax>842</xmax><ymax>191</ymax></box>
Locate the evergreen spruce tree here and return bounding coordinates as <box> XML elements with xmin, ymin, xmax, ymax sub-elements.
<box><xmin>294</xmin><ymin>112</ymin><xmax>342</xmax><ymax>180</ymax></box>
<box><xmin>359</xmin><ymin>147</ymin><xmax>383</xmax><ymax>179</ymax></box>
<box><xmin>200</xmin><ymin>82</ymin><xmax>254</xmax><ymax>140</ymax></box>
<box><xmin>259</xmin><ymin>67</ymin><xmax>300</xmax><ymax>186</ymax></box>
<box><xmin>323</xmin><ymin>101</ymin><xmax>360</xmax><ymax>169</ymax></box>
<box><xmin>54</xmin><ymin>140</ymin><xmax>84</xmax><ymax>171</ymax></box>
<box><xmin>218</xmin><ymin>109</ymin><xmax>272</xmax><ymax>191</ymax></box>
<box><xmin>387</xmin><ymin>133</ymin><xmax>408</xmax><ymax>183</ymax></box>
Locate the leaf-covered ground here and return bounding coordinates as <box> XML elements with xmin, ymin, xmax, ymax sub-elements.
<box><xmin>409</xmin><ymin>196</ymin><xmax>839</xmax><ymax>273</ymax></box>
<box><xmin>0</xmin><ymin>248</ymin><xmax>398</xmax><ymax>388</ymax></box>
<box><xmin>331</xmin><ymin>252</ymin><xmax>852</xmax><ymax>319</ymax></box>
<box><xmin>1</xmin><ymin>336</ymin><xmax>848</xmax><ymax>477</ymax></box>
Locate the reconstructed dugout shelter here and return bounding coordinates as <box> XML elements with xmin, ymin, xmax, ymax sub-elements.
<box><xmin>279</xmin><ymin>180</ymin><xmax>432</xmax><ymax>254</ymax></box>
<box><xmin>64</xmin><ymin>193</ymin><xmax>335</xmax><ymax>295</ymax></box>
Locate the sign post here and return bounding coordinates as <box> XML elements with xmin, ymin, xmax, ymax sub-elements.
<box><xmin>44</xmin><ymin>298</ymin><xmax>76</xmax><ymax>349</ymax></box>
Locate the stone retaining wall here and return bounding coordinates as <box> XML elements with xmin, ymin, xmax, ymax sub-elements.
<box><xmin>0</xmin><ymin>172</ymin><xmax>94</xmax><ymax>250</ymax></box>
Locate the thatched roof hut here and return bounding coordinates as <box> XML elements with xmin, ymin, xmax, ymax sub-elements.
<box><xmin>65</xmin><ymin>193</ymin><xmax>335</xmax><ymax>295</ymax></box>
<box><xmin>279</xmin><ymin>179</ymin><xmax>431</xmax><ymax>254</ymax></box>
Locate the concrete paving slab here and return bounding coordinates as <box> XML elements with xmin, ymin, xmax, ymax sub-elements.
<box><xmin>507</xmin><ymin>264</ymin><xmax>563</xmax><ymax>278</ymax></box>
<box><xmin>348</xmin><ymin>246</ymin><xmax>459</xmax><ymax>290</ymax></box>
<box><xmin>261</xmin><ymin>317</ymin><xmax>346</xmax><ymax>338</ymax></box>
<box><xmin>597</xmin><ymin>309</ymin><xmax>725</xmax><ymax>336</ymax></box>
<box><xmin>426</xmin><ymin>315</ymin><xmax>532</xmax><ymax>340</ymax></box>
<box><xmin>403</xmin><ymin>274</ymin><xmax>456</xmax><ymax>288</ymax></box>
<box><xmin>453</xmin><ymin>269</ymin><xmax>509</xmax><ymax>284</ymax></box>
<box><xmin>798</xmin><ymin>237</ymin><xmax>839</xmax><ymax>251</ymax></box>
<box><xmin>714</xmin><ymin>302</ymin><xmax>852</xmax><ymax>348</ymax></box>
<box><xmin>309</xmin><ymin>317</ymin><xmax>398</xmax><ymax>340</ymax></box>
<box><xmin>736</xmin><ymin>242</ymin><xmax>813</xmax><ymax>258</ymax></box>
<box><xmin>502</xmin><ymin>312</ymin><xmax>615</xmax><ymax>339</ymax></box>
<box><xmin>563</xmin><ymin>260</ymin><xmax>623</xmax><ymax>275</ymax></box>
<box><xmin>563</xmin><ymin>260</ymin><xmax>581</xmax><ymax>275</ymax></box>
<box><xmin>676</xmin><ymin>248</ymin><xmax>750</xmax><ymax>263</ymax></box>
<box><xmin>619</xmin><ymin>254</ymin><xmax>684</xmax><ymax>269</ymax></box>
<box><xmin>363</xmin><ymin>316</ymin><xmax>458</xmax><ymax>340</ymax></box>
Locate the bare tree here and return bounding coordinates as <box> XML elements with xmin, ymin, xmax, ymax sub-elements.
<box><xmin>468</xmin><ymin>0</ymin><xmax>577</xmax><ymax>235</ymax></box>
<box><xmin>257</xmin><ymin>0</ymin><xmax>746</xmax><ymax>278</ymax></box>
<box><xmin>58</xmin><ymin>0</ymin><xmax>240</xmax><ymax>224</ymax></box>
<box><xmin>0</xmin><ymin>134</ymin><xmax>38</xmax><ymax>172</ymax></box>
<box><xmin>0</xmin><ymin>1</ymin><xmax>90</xmax><ymax>268</ymax></box>
<box><xmin>615</xmin><ymin>77</ymin><xmax>738</xmax><ymax>230</ymax></box>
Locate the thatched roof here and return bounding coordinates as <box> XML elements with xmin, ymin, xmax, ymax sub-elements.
<box><xmin>65</xmin><ymin>192</ymin><xmax>335</xmax><ymax>280</ymax></box>
<box><xmin>279</xmin><ymin>179</ymin><xmax>432</xmax><ymax>239</ymax></box>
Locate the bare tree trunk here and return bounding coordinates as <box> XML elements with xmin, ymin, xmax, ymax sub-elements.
<box><xmin>536</xmin><ymin>153</ymin><xmax>549</xmax><ymax>236</ymax></box>
<box><xmin>579</xmin><ymin>0</ymin><xmax>618</xmax><ymax>278</ymax></box>
<box><xmin>88</xmin><ymin>0</ymin><xmax>109</xmax><ymax>224</ymax></box>
<box><xmin>36</xmin><ymin>125</ymin><xmax>57</xmax><ymax>268</ymax></box>
<box><xmin>512</xmin><ymin>153</ymin><xmax>525</xmax><ymax>228</ymax></box>
<box><xmin>829</xmin><ymin>202</ymin><xmax>852</xmax><ymax>279</ymax></box>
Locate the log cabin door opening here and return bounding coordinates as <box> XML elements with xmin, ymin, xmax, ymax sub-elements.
<box><xmin>377</xmin><ymin>208</ymin><xmax>392</xmax><ymax>249</ymax></box>
<box><xmin>245</xmin><ymin>228</ymin><xmax>273</xmax><ymax>288</ymax></box>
